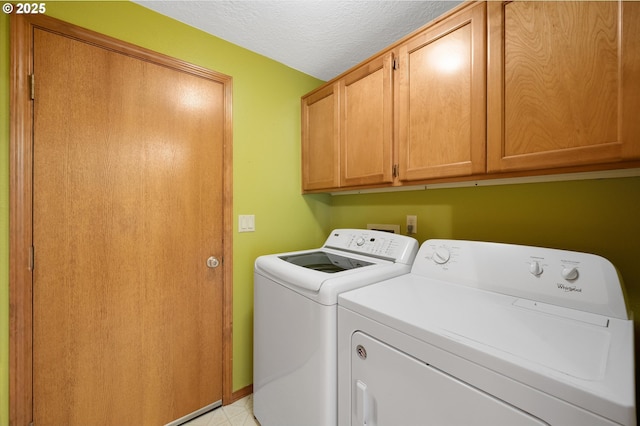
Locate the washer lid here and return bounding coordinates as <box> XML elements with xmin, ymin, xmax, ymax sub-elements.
<box><xmin>256</xmin><ymin>248</ymin><xmax>388</xmax><ymax>293</ymax></box>
<box><xmin>255</xmin><ymin>248</ymin><xmax>418</xmax><ymax>306</ymax></box>
<box><xmin>254</xmin><ymin>229</ymin><xmax>419</xmax><ymax>297</ymax></box>
<box><xmin>279</xmin><ymin>251</ymin><xmax>373</xmax><ymax>273</ymax></box>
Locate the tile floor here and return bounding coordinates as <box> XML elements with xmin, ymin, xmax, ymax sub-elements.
<box><xmin>181</xmin><ymin>395</ymin><xmax>259</xmax><ymax>426</ymax></box>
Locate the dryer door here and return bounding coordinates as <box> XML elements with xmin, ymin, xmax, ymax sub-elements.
<box><xmin>350</xmin><ymin>332</ymin><xmax>549</xmax><ymax>426</ymax></box>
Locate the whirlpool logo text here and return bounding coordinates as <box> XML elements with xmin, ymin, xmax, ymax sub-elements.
<box><xmin>557</xmin><ymin>283</ymin><xmax>582</xmax><ymax>293</ymax></box>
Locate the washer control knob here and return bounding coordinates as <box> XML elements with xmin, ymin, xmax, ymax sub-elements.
<box><xmin>529</xmin><ymin>261</ymin><xmax>544</xmax><ymax>276</ymax></box>
<box><xmin>433</xmin><ymin>248</ymin><xmax>451</xmax><ymax>264</ymax></box>
<box><xmin>356</xmin><ymin>237</ymin><xmax>366</xmax><ymax>246</ymax></box>
<box><xmin>562</xmin><ymin>266</ymin><xmax>579</xmax><ymax>281</ymax></box>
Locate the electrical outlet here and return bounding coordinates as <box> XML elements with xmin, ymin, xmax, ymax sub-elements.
<box><xmin>406</xmin><ymin>215</ymin><xmax>417</xmax><ymax>234</ymax></box>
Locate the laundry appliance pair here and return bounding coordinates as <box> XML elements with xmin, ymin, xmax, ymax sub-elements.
<box><xmin>254</xmin><ymin>230</ymin><xmax>636</xmax><ymax>426</ymax></box>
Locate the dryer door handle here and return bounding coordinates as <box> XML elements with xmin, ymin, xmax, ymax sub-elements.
<box><xmin>356</xmin><ymin>380</ymin><xmax>371</xmax><ymax>425</ymax></box>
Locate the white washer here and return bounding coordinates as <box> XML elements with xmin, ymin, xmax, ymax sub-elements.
<box><xmin>253</xmin><ymin>229</ymin><xmax>418</xmax><ymax>426</ymax></box>
<box><xmin>338</xmin><ymin>239</ymin><xmax>636</xmax><ymax>426</ymax></box>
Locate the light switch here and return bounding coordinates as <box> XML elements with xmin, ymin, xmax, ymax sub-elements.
<box><xmin>239</xmin><ymin>215</ymin><xmax>255</xmax><ymax>232</ymax></box>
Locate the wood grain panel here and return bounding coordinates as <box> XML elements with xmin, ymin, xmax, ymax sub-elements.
<box><xmin>408</xmin><ymin>25</ymin><xmax>471</xmax><ymax>167</ymax></box>
<box><xmin>8</xmin><ymin>13</ymin><xmax>34</xmax><ymax>426</ymax></box>
<box><xmin>302</xmin><ymin>84</ymin><xmax>340</xmax><ymax>190</ymax></box>
<box><xmin>398</xmin><ymin>3</ymin><xmax>486</xmax><ymax>181</ymax></box>
<box><xmin>505</xmin><ymin>1</ymin><xmax>617</xmax><ymax>155</ymax></box>
<box><xmin>488</xmin><ymin>1</ymin><xmax>640</xmax><ymax>172</ymax></box>
<box><xmin>10</xmin><ymin>10</ymin><xmax>232</xmax><ymax>424</ymax></box>
<box><xmin>11</xmin><ymin>15</ymin><xmax>235</xmax><ymax>424</ymax></box>
<box><xmin>622</xmin><ymin>1</ymin><xmax>640</xmax><ymax>159</ymax></box>
<box><xmin>341</xmin><ymin>54</ymin><xmax>393</xmax><ymax>186</ymax></box>
<box><xmin>30</xmin><ymin>25</ymin><xmax>225</xmax><ymax>426</ymax></box>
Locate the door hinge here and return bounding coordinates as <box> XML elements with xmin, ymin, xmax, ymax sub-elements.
<box><xmin>29</xmin><ymin>245</ymin><xmax>34</xmax><ymax>271</ymax></box>
<box><xmin>29</xmin><ymin>74</ymin><xmax>35</xmax><ymax>100</ymax></box>
<box><xmin>392</xmin><ymin>164</ymin><xmax>399</xmax><ymax>178</ymax></box>
<box><xmin>392</xmin><ymin>59</ymin><xmax>399</xmax><ymax>70</ymax></box>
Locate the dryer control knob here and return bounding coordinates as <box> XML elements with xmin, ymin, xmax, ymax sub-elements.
<box><xmin>433</xmin><ymin>248</ymin><xmax>451</xmax><ymax>264</ymax></box>
<box><xmin>356</xmin><ymin>237</ymin><xmax>366</xmax><ymax>246</ymax></box>
<box><xmin>529</xmin><ymin>261</ymin><xmax>543</xmax><ymax>276</ymax></box>
<box><xmin>561</xmin><ymin>266</ymin><xmax>579</xmax><ymax>281</ymax></box>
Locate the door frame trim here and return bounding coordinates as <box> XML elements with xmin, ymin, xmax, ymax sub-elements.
<box><xmin>9</xmin><ymin>14</ymin><xmax>234</xmax><ymax>424</ymax></box>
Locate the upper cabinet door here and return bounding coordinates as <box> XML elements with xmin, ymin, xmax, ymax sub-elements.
<box><xmin>397</xmin><ymin>3</ymin><xmax>487</xmax><ymax>182</ymax></box>
<box><xmin>340</xmin><ymin>53</ymin><xmax>394</xmax><ymax>187</ymax></box>
<box><xmin>487</xmin><ymin>1</ymin><xmax>640</xmax><ymax>173</ymax></box>
<box><xmin>301</xmin><ymin>83</ymin><xmax>340</xmax><ymax>191</ymax></box>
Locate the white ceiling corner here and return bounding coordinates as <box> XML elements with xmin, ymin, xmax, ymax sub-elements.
<box><xmin>134</xmin><ymin>0</ymin><xmax>463</xmax><ymax>81</ymax></box>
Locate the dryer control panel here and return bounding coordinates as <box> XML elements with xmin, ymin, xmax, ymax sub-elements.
<box><xmin>412</xmin><ymin>239</ymin><xmax>630</xmax><ymax>320</ymax></box>
<box><xmin>324</xmin><ymin>229</ymin><xmax>418</xmax><ymax>264</ymax></box>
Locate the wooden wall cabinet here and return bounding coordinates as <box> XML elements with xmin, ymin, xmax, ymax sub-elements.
<box><xmin>301</xmin><ymin>83</ymin><xmax>340</xmax><ymax>191</ymax></box>
<box><xmin>302</xmin><ymin>54</ymin><xmax>394</xmax><ymax>191</ymax></box>
<box><xmin>487</xmin><ymin>1</ymin><xmax>640</xmax><ymax>173</ymax></box>
<box><xmin>341</xmin><ymin>53</ymin><xmax>395</xmax><ymax>187</ymax></box>
<box><xmin>302</xmin><ymin>2</ymin><xmax>485</xmax><ymax>192</ymax></box>
<box><xmin>302</xmin><ymin>1</ymin><xmax>640</xmax><ymax>193</ymax></box>
<box><xmin>397</xmin><ymin>2</ymin><xmax>486</xmax><ymax>182</ymax></box>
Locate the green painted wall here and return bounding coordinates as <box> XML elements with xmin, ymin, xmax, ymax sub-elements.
<box><xmin>0</xmin><ymin>2</ymin><xmax>328</xmax><ymax>424</ymax></box>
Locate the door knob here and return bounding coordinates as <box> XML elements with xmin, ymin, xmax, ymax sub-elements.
<box><xmin>206</xmin><ymin>256</ymin><xmax>220</xmax><ymax>269</ymax></box>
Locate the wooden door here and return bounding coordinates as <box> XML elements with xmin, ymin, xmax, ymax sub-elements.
<box><xmin>397</xmin><ymin>3</ymin><xmax>486</xmax><ymax>182</ymax></box>
<box><xmin>301</xmin><ymin>83</ymin><xmax>340</xmax><ymax>191</ymax></box>
<box><xmin>340</xmin><ymin>53</ymin><xmax>394</xmax><ymax>187</ymax></box>
<box><xmin>30</xmin><ymin>25</ymin><xmax>228</xmax><ymax>425</ymax></box>
<box><xmin>487</xmin><ymin>1</ymin><xmax>640</xmax><ymax>173</ymax></box>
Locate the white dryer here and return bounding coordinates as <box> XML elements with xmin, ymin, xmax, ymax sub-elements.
<box><xmin>338</xmin><ymin>240</ymin><xmax>635</xmax><ymax>426</ymax></box>
<box><xmin>254</xmin><ymin>229</ymin><xmax>418</xmax><ymax>426</ymax></box>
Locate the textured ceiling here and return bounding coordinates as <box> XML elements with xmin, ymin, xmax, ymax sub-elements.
<box><xmin>134</xmin><ymin>1</ymin><xmax>462</xmax><ymax>81</ymax></box>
